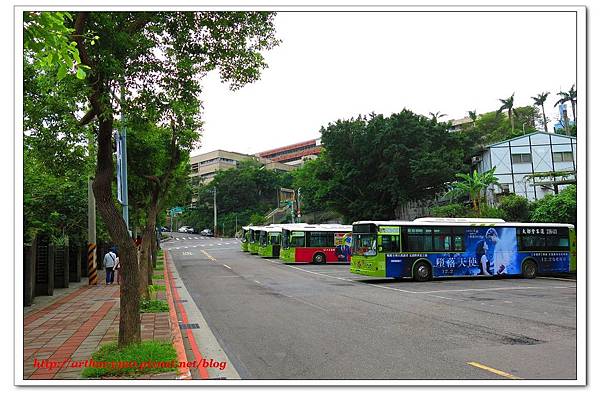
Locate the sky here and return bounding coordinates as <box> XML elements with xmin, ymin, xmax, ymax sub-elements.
<box><xmin>193</xmin><ymin>11</ymin><xmax>576</xmax><ymax>156</ymax></box>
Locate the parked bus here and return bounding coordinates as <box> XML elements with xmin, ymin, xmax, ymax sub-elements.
<box><xmin>280</xmin><ymin>224</ymin><xmax>353</xmax><ymax>264</ymax></box>
<box><xmin>240</xmin><ymin>226</ymin><xmax>250</xmax><ymax>252</ymax></box>
<box><xmin>247</xmin><ymin>226</ymin><xmax>264</xmax><ymax>255</ymax></box>
<box><xmin>258</xmin><ymin>226</ymin><xmax>283</xmax><ymax>258</ymax></box>
<box><xmin>350</xmin><ymin>217</ymin><xmax>576</xmax><ymax>281</ymax></box>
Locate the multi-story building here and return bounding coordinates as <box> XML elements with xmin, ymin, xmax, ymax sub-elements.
<box><xmin>447</xmin><ymin>117</ymin><xmax>475</xmax><ymax>132</ymax></box>
<box><xmin>189</xmin><ymin>149</ymin><xmax>296</xmax><ymax>185</ymax></box>
<box><xmin>475</xmin><ymin>131</ymin><xmax>576</xmax><ymax>203</ymax></box>
<box><xmin>256</xmin><ymin>138</ymin><xmax>321</xmax><ymax>166</ymax></box>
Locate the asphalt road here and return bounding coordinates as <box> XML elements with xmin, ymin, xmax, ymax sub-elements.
<box><xmin>163</xmin><ymin>233</ymin><xmax>577</xmax><ymax>380</ymax></box>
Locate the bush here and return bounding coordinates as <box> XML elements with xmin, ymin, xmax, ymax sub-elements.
<box><xmin>480</xmin><ymin>205</ymin><xmax>506</xmax><ymax>219</ymax></box>
<box><xmin>81</xmin><ymin>341</ymin><xmax>177</xmax><ymax>378</ymax></box>
<box><xmin>530</xmin><ymin>185</ymin><xmax>577</xmax><ymax>226</ymax></box>
<box><xmin>498</xmin><ymin>194</ymin><xmax>530</xmax><ymax>222</ymax></box>
<box><xmin>140</xmin><ymin>299</ymin><xmax>169</xmax><ymax>313</ymax></box>
<box><xmin>430</xmin><ymin>203</ymin><xmax>470</xmax><ymax>218</ymax></box>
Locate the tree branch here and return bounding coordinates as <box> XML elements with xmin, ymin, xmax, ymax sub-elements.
<box><xmin>78</xmin><ymin>108</ymin><xmax>97</xmax><ymax>126</ymax></box>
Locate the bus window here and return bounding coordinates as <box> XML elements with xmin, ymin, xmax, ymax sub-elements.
<box><xmin>380</xmin><ymin>234</ymin><xmax>400</xmax><ymax>252</ymax></box>
<box><xmin>453</xmin><ymin>235</ymin><xmax>464</xmax><ymax>251</ymax></box>
<box><xmin>405</xmin><ymin>227</ymin><xmax>433</xmax><ymax>252</ymax></box>
<box><xmin>308</xmin><ymin>232</ymin><xmax>334</xmax><ymax>247</ymax></box>
<box><xmin>291</xmin><ymin>232</ymin><xmax>305</xmax><ymax>247</ymax></box>
<box><xmin>433</xmin><ymin>227</ymin><xmax>452</xmax><ymax>251</ymax></box>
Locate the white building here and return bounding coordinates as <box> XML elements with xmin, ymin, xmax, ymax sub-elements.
<box><xmin>475</xmin><ymin>132</ymin><xmax>576</xmax><ymax>203</ymax></box>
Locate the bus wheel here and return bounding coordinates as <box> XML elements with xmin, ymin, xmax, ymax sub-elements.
<box><xmin>413</xmin><ymin>261</ymin><xmax>432</xmax><ymax>282</ymax></box>
<box><xmin>522</xmin><ymin>260</ymin><xmax>537</xmax><ymax>279</ymax></box>
<box><xmin>313</xmin><ymin>253</ymin><xmax>326</xmax><ymax>265</ymax></box>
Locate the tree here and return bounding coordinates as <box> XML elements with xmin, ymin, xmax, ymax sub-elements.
<box><xmin>428</xmin><ymin>111</ymin><xmax>447</xmax><ymax>123</ymax></box>
<box><xmin>497</xmin><ymin>93</ymin><xmax>518</xmax><ymax>133</ymax></box>
<box><xmin>446</xmin><ymin>167</ymin><xmax>500</xmax><ymax>215</ymax></box>
<box><xmin>305</xmin><ymin>110</ymin><xmax>471</xmax><ymax>222</ymax></box>
<box><xmin>530</xmin><ymin>185</ymin><xmax>576</xmax><ymax>227</ymax></box>
<box><xmin>24</xmin><ymin>12</ymin><xmax>90</xmax><ymax>80</ymax></box>
<box><xmin>26</xmin><ymin>11</ymin><xmax>280</xmax><ymax>347</ymax></box>
<box><xmin>555</xmin><ymin>84</ymin><xmax>577</xmax><ymax>125</ymax></box>
<box><xmin>468</xmin><ymin>110</ymin><xmax>477</xmax><ymax>122</ymax></box>
<box><xmin>498</xmin><ymin>194</ymin><xmax>530</xmax><ymax>222</ymax></box>
<box><xmin>532</xmin><ymin>92</ymin><xmax>550</xmax><ymax>132</ymax></box>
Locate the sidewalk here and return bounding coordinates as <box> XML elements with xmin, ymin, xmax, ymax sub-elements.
<box><xmin>23</xmin><ymin>277</ymin><xmax>172</xmax><ymax>380</ymax></box>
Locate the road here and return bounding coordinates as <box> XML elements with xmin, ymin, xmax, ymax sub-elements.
<box><xmin>162</xmin><ymin>232</ymin><xmax>577</xmax><ymax>380</ymax></box>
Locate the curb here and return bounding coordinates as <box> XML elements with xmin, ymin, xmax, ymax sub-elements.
<box><xmin>163</xmin><ymin>252</ymin><xmax>192</xmax><ymax>380</ymax></box>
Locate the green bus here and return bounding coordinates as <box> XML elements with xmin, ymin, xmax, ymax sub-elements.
<box><xmin>247</xmin><ymin>226</ymin><xmax>264</xmax><ymax>255</ymax></box>
<box><xmin>350</xmin><ymin>217</ymin><xmax>576</xmax><ymax>281</ymax></box>
<box><xmin>258</xmin><ymin>226</ymin><xmax>283</xmax><ymax>258</ymax></box>
<box><xmin>240</xmin><ymin>226</ymin><xmax>250</xmax><ymax>252</ymax></box>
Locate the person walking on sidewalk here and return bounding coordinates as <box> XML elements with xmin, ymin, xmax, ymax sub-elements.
<box><xmin>114</xmin><ymin>253</ymin><xmax>121</xmax><ymax>285</ymax></box>
<box><xmin>103</xmin><ymin>247</ymin><xmax>117</xmax><ymax>285</ymax></box>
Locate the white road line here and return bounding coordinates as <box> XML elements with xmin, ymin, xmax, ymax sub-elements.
<box><xmin>223</xmin><ymin>264</ymin><xmax>232</xmax><ymax>270</ymax></box>
<box><xmin>264</xmin><ymin>259</ymin><xmax>279</xmax><ymax>264</ymax></box>
<box><xmin>254</xmin><ymin>280</ymin><xmax>261</xmax><ymax>284</ymax></box>
<box><xmin>538</xmin><ymin>276</ymin><xmax>577</xmax><ymax>282</ymax></box>
<box><xmin>175</xmin><ymin>238</ymin><xmax>180</xmax><ymax>240</ymax></box>
<box><xmin>429</xmin><ymin>295</ymin><xmax>460</xmax><ymax>301</ymax></box>
<box><xmin>416</xmin><ymin>285</ymin><xmax>576</xmax><ymax>294</ymax></box>
<box><xmin>282</xmin><ymin>294</ymin><xmax>328</xmax><ymax>312</ymax></box>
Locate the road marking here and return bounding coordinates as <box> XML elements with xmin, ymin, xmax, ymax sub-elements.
<box><xmin>223</xmin><ymin>264</ymin><xmax>232</xmax><ymax>270</ymax></box>
<box><xmin>264</xmin><ymin>259</ymin><xmax>279</xmax><ymax>264</ymax></box>
<box><xmin>254</xmin><ymin>280</ymin><xmax>261</xmax><ymax>284</ymax></box>
<box><xmin>182</xmin><ymin>252</ymin><xmax>193</xmax><ymax>256</ymax></box>
<box><xmin>467</xmin><ymin>361</ymin><xmax>523</xmax><ymax>380</ymax></box>
<box><xmin>416</xmin><ymin>285</ymin><xmax>576</xmax><ymax>294</ymax></box>
<box><xmin>176</xmin><ymin>238</ymin><xmax>180</xmax><ymax>240</ymax></box>
<box><xmin>200</xmin><ymin>250</ymin><xmax>216</xmax><ymax>261</ymax></box>
<box><xmin>538</xmin><ymin>276</ymin><xmax>576</xmax><ymax>282</ymax></box>
<box><xmin>429</xmin><ymin>294</ymin><xmax>460</xmax><ymax>300</ymax></box>
<box><xmin>282</xmin><ymin>294</ymin><xmax>328</xmax><ymax>312</ymax></box>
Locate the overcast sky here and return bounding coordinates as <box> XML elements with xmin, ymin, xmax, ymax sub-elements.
<box><xmin>193</xmin><ymin>11</ymin><xmax>576</xmax><ymax>156</ymax></box>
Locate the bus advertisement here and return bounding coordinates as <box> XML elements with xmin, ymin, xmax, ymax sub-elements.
<box><xmin>280</xmin><ymin>224</ymin><xmax>353</xmax><ymax>264</ymax></box>
<box><xmin>258</xmin><ymin>226</ymin><xmax>283</xmax><ymax>258</ymax></box>
<box><xmin>350</xmin><ymin>218</ymin><xmax>576</xmax><ymax>281</ymax></box>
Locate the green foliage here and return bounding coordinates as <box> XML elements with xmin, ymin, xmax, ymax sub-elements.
<box><xmin>295</xmin><ymin>110</ymin><xmax>472</xmax><ymax>222</ymax></box>
<box><xmin>430</xmin><ymin>203</ymin><xmax>470</xmax><ymax>218</ymax></box>
<box><xmin>446</xmin><ymin>167</ymin><xmax>500</xmax><ymax>215</ymax></box>
<box><xmin>23</xmin><ymin>12</ymin><xmax>90</xmax><ymax>80</ymax></box>
<box><xmin>498</xmin><ymin>194</ymin><xmax>530</xmax><ymax>222</ymax></box>
<box><xmin>81</xmin><ymin>341</ymin><xmax>177</xmax><ymax>378</ymax></box>
<box><xmin>479</xmin><ymin>205</ymin><xmax>506</xmax><ymax>219</ymax></box>
<box><xmin>530</xmin><ymin>185</ymin><xmax>577</xmax><ymax>226</ymax></box>
<box><xmin>140</xmin><ymin>299</ymin><xmax>169</xmax><ymax>313</ymax></box>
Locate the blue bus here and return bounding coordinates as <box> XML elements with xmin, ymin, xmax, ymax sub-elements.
<box><xmin>350</xmin><ymin>218</ymin><xmax>576</xmax><ymax>281</ymax></box>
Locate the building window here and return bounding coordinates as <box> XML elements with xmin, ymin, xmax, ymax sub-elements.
<box><xmin>191</xmin><ymin>163</ymin><xmax>199</xmax><ymax>172</ymax></box>
<box><xmin>552</xmin><ymin>151</ymin><xmax>573</xmax><ymax>162</ymax></box>
<box><xmin>511</xmin><ymin>153</ymin><xmax>532</xmax><ymax>164</ymax></box>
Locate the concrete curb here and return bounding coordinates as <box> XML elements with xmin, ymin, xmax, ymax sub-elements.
<box><xmin>163</xmin><ymin>252</ymin><xmax>192</xmax><ymax>380</ymax></box>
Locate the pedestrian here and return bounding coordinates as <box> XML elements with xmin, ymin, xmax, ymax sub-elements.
<box><xmin>103</xmin><ymin>247</ymin><xmax>117</xmax><ymax>285</ymax></box>
<box><xmin>114</xmin><ymin>253</ymin><xmax>121</xmax><ymax>285</ymax></box>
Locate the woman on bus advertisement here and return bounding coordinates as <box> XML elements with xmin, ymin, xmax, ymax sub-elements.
<box><xmin>443</xmin><ymin>227</ymin><xmax>518</xmax><ymax>276</ymax></box>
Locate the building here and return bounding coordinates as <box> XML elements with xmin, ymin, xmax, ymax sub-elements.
<box><xmin>447</xmin><ymin>117</ymin><xmax>475</xmax><ymax>132</ymax></box>
<box><xmin>189</xmin><ymin>149</ymin><xmax>296</xmax><ymax>185</ymax></box>
<box><xmin>475</xmin><ymin>131</ymin><xmax>577</xmax><ymax>203</ymax></box>
<box><xmin>256</xmin><ymin>138</ymin><xmax>322</xmax><ymax>166</ymax></box>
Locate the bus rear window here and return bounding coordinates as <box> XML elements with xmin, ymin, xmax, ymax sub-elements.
<box><xmin>518</xmin><ymin>227</ymin><xmax>570</xmax><ymax>251</ymax></box>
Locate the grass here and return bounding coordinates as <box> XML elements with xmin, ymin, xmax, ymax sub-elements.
<box><xmin>152</xmin><ymin>273</ymin><xmax>164</xmax><ymax>280</ymax></box>
<box><xmin>140</xmin><ymin>299</ymin><xmax>169</xmax><ymax>313</ymax></box>
<box><xmin>81</xmin><ymin>341</ymin><xmax>177</xmax><ymax>378</ymax></box>
<box><xmin>148</xmin><ymin>284</ymin><xmax>166</xmax><ymax>293</ymax></box>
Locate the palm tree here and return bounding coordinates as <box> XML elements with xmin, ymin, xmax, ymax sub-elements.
<box><xmin>468</xmin><ymin>110</ymin><xmax>477</xmax><ymax>122</ymax></box>
<box><xmin>497</xmin><ymin>93</ymin><xmax>518</xmax><ymax>133</ymax></box>
<box><xmin>429</xmin><ymin>111</ymin><xmax>447</xmax><ymax>123</ymax></box>
<box><xmin>532</xmin><ymin>92</ymin><xmax>550</xmax><ymax>132</ymax></box>
<box><xmin>555</xmin><ymin>84</ymin><xmax>577</xmax><ymax>125</ymax></box>
<box><xmin>445</xmin><ymin>167</ymin><xmax>500</xmax><ymax>216</ymax></box>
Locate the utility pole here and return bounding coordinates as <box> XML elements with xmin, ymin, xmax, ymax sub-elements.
<box><xmin>213</xmin><ymin>187</ymin><xmax>217</xmax><ymax>236</ymax></box>
<box><xmin>235</xmin><ymin>214</ymin><xmax>238</xmax><ymax>236</ymax></box>
<box><xmin>120</xmin><ymin>84</ymin><xmax>130</xmax><ymax>232</ymax></box>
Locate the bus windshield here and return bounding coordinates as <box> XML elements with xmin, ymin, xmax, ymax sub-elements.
<box><xmin>259</xmin><ymin>231</ymin><xmax>268</xmax><ymax>246</ymax></box>
<box><xmin>282</xmin><ymin>230</ymin><xmax>306</xmax><ymax>248</ymax></box>
<box><xmin>353</xmin><ymin>233</ymin><xmax>377</xmax><ymax>256</ymax></box>
<box><xmin>269</xmin><ymin>232</ymin><xmax>281</xmax><ymax>245</ymax></box>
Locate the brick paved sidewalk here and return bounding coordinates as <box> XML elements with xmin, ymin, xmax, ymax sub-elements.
<box><xmin>24</xmin><ymin>281</ymin><xmax>172</xmax><ymax>380</ymax></box>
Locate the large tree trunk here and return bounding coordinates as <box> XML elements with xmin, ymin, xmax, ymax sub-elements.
<box><xmin>138</xmin><ymin>232</ymin><xmax>151</xmax><ymax>300</ymax></box>
<box><xmin>93</xmin><ymin>117</ymin><xmax>141</xmax><ymax>347</ymax></box>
